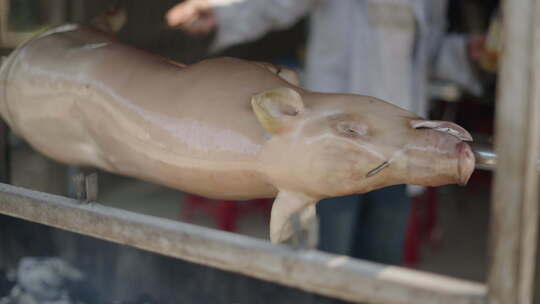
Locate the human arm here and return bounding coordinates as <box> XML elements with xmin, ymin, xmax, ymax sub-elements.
<box><xmin>166</xmin><ymin>0</ymin><xmax>315</xmax><ymax>52</ymax></box>
<box><xmin>431</xmin><ymin>34</ymin><xmax>484</xmax><ymax>95</ymax></box>
<box><xmin>426</xmin><ymin>1</ymin><xmax>484</xmax><ymax>95</ymax></box>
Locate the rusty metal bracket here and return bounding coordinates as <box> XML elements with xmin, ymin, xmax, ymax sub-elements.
<box><xmin>72</xmin><ymin>172</ymin><xmax>98</xmax><ymax>203</ymax></box>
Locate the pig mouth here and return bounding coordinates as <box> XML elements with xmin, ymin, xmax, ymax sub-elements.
<box><xmin>364</xmin><ymin>120</ymin><xmax>475</xmax><ymax>183</ymax></box>
<box><xmin>364</xmin><ymin>143</ymin><xmax>475</xmax><ymax>185</ymax></box>
<box><xmin>411</xmin><ymin>120</ymin><xmax>475</xmax><ymax>185</ymax></box>
<box><xmin>366</xmin><ymin>161</ymin><xmax>390</xmax><ymax>177</ymax></box>
<box><xmin>410</xmin><ymin>120</ymin><xmax>473</xmax><ymax>142</ymax></box>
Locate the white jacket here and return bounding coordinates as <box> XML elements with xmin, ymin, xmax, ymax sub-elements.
<box><xmin>210</xmin><ymin>0</ymin><xmax>480</xmax><ymax>117</ymax></box>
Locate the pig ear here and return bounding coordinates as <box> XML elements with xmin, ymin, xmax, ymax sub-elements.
<box><xmin>251</xmin><ymin>87</ymin><xmax>304</xmax><ymax>135</ymax></box>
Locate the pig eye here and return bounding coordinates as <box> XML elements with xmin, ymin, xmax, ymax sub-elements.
<box><xmin>335</xmin><ymin>121</ymin><xmax>367</xmax><ymax>138</ymax></box>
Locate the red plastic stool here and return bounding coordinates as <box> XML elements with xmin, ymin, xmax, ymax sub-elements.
<box><xmin>181</xmin><ymin>194</ymin><xmax>272</xmax><ymax>232</ymax></box>
<box><xmin>404</xmin><ymin>187</ymin><xmax>438</xmax><ymax>266</ymax></box>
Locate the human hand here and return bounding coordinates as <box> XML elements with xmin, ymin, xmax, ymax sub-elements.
<box><xmin>469</xmin><ymin>33</ymin><xmax>500</xmax><ymax>73</ymax></box>
<box><xmin>166</xmin><ymin>0</ymin><xmax>216</xmax><ymax>36</ymax></box>
<box><xmin>468</xmin><ymin>33</ymin><xmax>486</xmax><ymax>63</ymax></box>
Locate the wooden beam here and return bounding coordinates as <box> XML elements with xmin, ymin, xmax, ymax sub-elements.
<box><xmin>488</xmin><ymin>0</ymin><xmax>540</xmax><ymax>303</ymax></box>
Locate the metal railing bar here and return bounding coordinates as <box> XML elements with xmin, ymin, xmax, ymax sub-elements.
<box><xmin>0</xmin><ymin>182</ymin><xmax>487</xmax><ymax>304</ymax></box>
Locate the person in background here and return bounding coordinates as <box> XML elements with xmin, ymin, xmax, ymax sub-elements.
<box><xmin>166</xmin><ymin>0</ymin><xmax>483</xmax><ymax>264</ymax></box>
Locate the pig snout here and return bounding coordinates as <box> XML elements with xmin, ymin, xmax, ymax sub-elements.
<box><xmin>409</xmin><ymin>120</ymin><xmax>475</xmax><ymax>186</ymax></box>
<box><xmin>457</xmin><ymin>141</ymin><xmax>475</xmax><ymax>185</ymax></box>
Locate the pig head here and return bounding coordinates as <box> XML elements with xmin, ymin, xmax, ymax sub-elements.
<box><xmin>251</xmin><ymin>88</ymin><xmax>475</xmax><ymax>243</ymax></box>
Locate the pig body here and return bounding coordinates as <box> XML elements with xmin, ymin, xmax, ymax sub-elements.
<box><xmin>0</xmin><ymin>25</ymin><xmax>475</xmax><ymax>242</ymax></box>
<box><xmin>1</xmin><ymin>25</ymin><xmax>283</xmax><ymax>199</ymax></box>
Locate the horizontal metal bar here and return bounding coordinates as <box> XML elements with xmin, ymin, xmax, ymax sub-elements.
<box><xmin>472</xmin><ymin>142</ymin><xmax>540</xmax><ymax>171</ymax></box>
<box><xmin>0</xmin><ymin>183</ymin><xmax>486</xmax><ymax>304</ymax></box>
<box><xmin>472</xmin><ymin>143</ymin><xmax>498</xmax><ymax>171</ymax></box>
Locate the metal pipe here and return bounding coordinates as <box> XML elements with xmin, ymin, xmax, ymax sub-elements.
<box><xmin>472</xmin><ymin>143</ymin><xmax>540</xmax><ymax>171</ymax></box>
<box><xmin>0</xmin><ymin>183</ymin><xmax>486</xmax><ymax>304</ymax></box>
<box><xmin>472</xmin><ymin>143</ymin><xmax>497</xmax><ymax>171</ymax></box>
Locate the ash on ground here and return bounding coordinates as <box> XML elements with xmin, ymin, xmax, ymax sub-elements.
<box><xmin>0</xmin><ymin>257</ymin><xmax>155</xmax><ymax>304</ymax></box>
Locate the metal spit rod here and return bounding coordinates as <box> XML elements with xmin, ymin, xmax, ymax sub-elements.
<box><xmin>472</xmin><ymin>143</ymin><xmax>540</xmax><ymax>171</ymax></box>
<box><xmin>472</xmin><ymin>143</ymin><xmax>498</xmax><ymax>171</ymax></box>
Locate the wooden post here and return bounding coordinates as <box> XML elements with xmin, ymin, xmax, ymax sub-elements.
<box><xmin>488</xmin><ymin>0</ymin><xmax>540</xmax><ymax>303</ymax></box>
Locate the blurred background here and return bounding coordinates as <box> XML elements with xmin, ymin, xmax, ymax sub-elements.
<box><xmin>0</xmin><ymin>0</ymin><xmax>520</xmax><ymax>303</ymax></box>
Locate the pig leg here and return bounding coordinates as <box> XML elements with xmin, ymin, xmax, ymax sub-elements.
<box><xmin>270</xmin><ymin>191</ymin><xmax>318</xmax><ymax>243</ymax></box>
